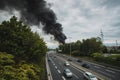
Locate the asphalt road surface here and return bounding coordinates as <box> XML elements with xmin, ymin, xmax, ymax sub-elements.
<box><xmin>57</xmin><ymin>53</ymin><xmax>120</xmax><ymax>80</ymax></box>
<box><xmin>48</xmin><ymin>52</ymin><xmax>85</xmax><ymax>80</ymax></box>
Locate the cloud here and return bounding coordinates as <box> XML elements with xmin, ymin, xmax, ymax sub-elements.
<box><xmin>0</xmin><ymin>10</ymin><xmax>21</xmax><ymax>23</ymax></box>
<box><xmin>0</xmin><ymin>10</ymin><xmax>59</xmax><ymax>49</ymax></box>
<box><xmin>47</xmin><ymin>0</ymin><xmax>120</xmax><ymax>46</ymax></box>
<box><xmin>0</xmin><ymin>0</ymin><xmax>120</xmax><ymax>48</ymax></box>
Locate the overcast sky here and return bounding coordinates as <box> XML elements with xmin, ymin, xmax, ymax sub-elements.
<box><xmin>46</xmin><ymin>0</ymin><xmax>120</xmax><ymax>47</ymax></box>
<box><xmin>0</xmin><ymin>0</ymin><xmax>120</xmax><ymax>48</ymax></box>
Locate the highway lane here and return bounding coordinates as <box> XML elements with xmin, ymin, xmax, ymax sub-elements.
<box><xmin>48</xmin><ymin>52</ymin><xmax>86</xmax><ymax>80</ymax></box>
<box><xmin>58</xmin><ymin>53</ymin><xmax>120</xmax><ymax>80</ymax></box>
<box><xmin>48</xmin><ymin>56</ymin><xmax>63</xmax><ymax>80</ymax></box>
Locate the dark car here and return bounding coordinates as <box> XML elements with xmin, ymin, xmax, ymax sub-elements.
<box><xmin>77</xmin><ymin>59</ymin><xmax>82</xmax><ymax>62</ymax></box>
<box><xmin>67</xmin><ymin>58</ymin><xmax>72</xmax><ymax>61</ymax></box>
<box><xmin>48</xmin><ymin>58</ymin><xmax>51</xmax><ymax>61</ymax></box>
<box><xmin>82</xmin><ymin>63</ymin><xmax>90</xmax><ymax>68</ymax></box>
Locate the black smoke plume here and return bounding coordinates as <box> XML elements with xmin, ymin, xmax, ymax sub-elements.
<box><xmin>0</xmin><ymin>0</ymin><xmax>67</xmax><ymax>44</ymax></box>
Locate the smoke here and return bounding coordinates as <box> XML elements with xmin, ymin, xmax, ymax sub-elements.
<box><xmin>0</xmin><ymin>0</ymin><xmax>67</xmax><ymax>44</ymax></box>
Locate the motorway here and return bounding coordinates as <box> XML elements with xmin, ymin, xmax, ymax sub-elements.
<box><xmin>48</xmin><ymin>52</ymin><xmax>85</xmax><ymax>80</ymax></box>
<box><xmin>47</xmin><ymin>51</ymin><xmax>120</xmax><ymax>80</ymax></box>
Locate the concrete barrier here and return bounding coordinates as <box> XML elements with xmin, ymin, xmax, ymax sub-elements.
<box><xmin>46</xmin><ymin>54</ymin><xmax>53</xmax><ymax>80</ymax></box>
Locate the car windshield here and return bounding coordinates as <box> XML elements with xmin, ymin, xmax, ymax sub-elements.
<box><xmin>89</xmin><ymin>74</ymin><xmax>95</xmax><ymax>78</ymax></box>
<box><xmin>66</xmin><ymin>62</ymin><xmax>69</xmax><ymax>63</ymax></box>
<box><xmin>66</xmin><ymin>69</ymin><xmax>71</xmax><ymax>73</ymax></box>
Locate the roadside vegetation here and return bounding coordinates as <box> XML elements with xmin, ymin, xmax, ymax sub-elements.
<box><xmin>92</xmin><ymin>53</ymin><xmax>120</xmax><ymax>67</ymax></box>
<box><xmin>0</xmin><ymin>16</ymin><xmax>47</xmax><ymax>80</ymax></box>
<box><xmin>58</xmin><ymin>38</ymin><xmax>120</xmax><ymax>67</ymax></box>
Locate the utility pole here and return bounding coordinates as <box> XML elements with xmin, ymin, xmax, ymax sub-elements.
<box><xmin>116</xmin><ymin>40</ymin><xmax>118</xmax><ymax>46</ymax></box>
<box><xmin>100</xmin><ymin>29</ymin><xmax>104</xmax><ymax>43</ymax></box>
<box><xmin>68</xmin><ymin>37</ymin><xmax>72</xmax><ymax>58</ymax></box>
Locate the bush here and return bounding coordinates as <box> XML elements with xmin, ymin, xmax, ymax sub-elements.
<box><xmin>72</xmin><ymin>50</ymin><xmax>80</xmax><ymax>56</ymax></box>
<box><xmin>91</xmin><ymin>52</ymin><xmax>120</xmax><ymax>67</ymax></box>
<box><xmin>0</xmin><ymin>52</ymin><xmax>41</xmax><ymax>80</ymax></box>
<box><xmin>0</xmin><ymin>52</ymin><xmax>15</xmax><ymax>66</ymax></box>
<box><xmin>92</xmin><ymin>52</ymin><xmax>103</xmax><ymax>61</ymax></box>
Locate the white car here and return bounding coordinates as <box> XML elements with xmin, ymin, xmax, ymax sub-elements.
<box><xmin>64</xmin><ymin>61</ymin><xmax>70</xmax><ymax>66</ymax></box>
<box><xmin>63</xmin><ymin>69</ymin><xmax>72</xmax><ymax>78</ymax></box>
<box><xmin>83</xmin><ymin>72</ymin><xmax>98</xmax><ymax>80</ymax></box>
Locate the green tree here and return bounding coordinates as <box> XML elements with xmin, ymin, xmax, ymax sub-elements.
<box><xmin>0</xmin><ymin>16</ymin><xmax>47</xmax><ymax>80</ymax></box>
<box><xmin>0</xmin><ymin>16</ymin><xmax>47</xmax><ymax>63</ymax></box>
<box><xmin>80</xmin><ymin>38</ymin><xmax>103</xmax><ymax>56</ymax></box>
<box><xmin>58</xmin><ymin>40</ymin><xmax>81</xmax><ymax>56</ymax></box>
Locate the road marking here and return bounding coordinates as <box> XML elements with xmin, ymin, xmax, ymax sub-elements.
<box><xmin>55</xmin><ymin>66</ymin><xmax>57</xmax><ymax>69</ymax></box>
<box><xmin>70</xmin><ymin>64</ymin><xmax>84</xmax><ymax>73</ymax></box>
<box><xmin>108</xmin><ymin>67</ymin><xmax>120</xmax><ymax>72</ymax></box>
<box><xmin>106</xmin><ymin>69</ymin><xmax>115</xmax><ymax>73</ymax></box>
<box><xmin>73</xmin><ymin>73</ymin><xmax>79</xmax><ymax>79</ymax></box>
<box><xmin>94</xmin><ymin>66</ymin><xmax>100</xmax><ymax>68</ymax></box>
<box><xmin>62</xmin><ymin>76</ymin><xmax>66</xmax><ymax>80</ymax></box>
<box><xmin>57</xmin><ymin>70</ymin><xmax>61</xmax><ymax>73</ymax></box>
<box><xmin>96</xmin><ymin>69</ymin><xmax>115</xmax><ymax>78</ymax></box>
<box><xmin>53</xmin><ymin>64</ymin><xmax>55</xmax><ymax>66</ymax></box>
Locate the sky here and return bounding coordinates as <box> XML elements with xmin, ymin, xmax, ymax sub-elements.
<box><xmin>0</xmin><ymin>0</ymin><xmax>120</xmax><ymax>48</ymax></box>
<box><xmin>46</xmin><ymin>0</ymin><xmax>120</xmax><ymax>47</ymax></box>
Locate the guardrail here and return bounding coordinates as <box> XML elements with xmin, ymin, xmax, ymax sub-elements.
<box><xmin>46</xmin><ymin>54</ymin><xmax>53</xmax><ymax>80</ymax></box>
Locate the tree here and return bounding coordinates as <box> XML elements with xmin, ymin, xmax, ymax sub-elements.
<box><xmin>80</xmin><ymin>38</ymin><xmax>103</xmax><ymax>56</ymax></box>
<box><xmin>0</xmin><ymin>16</ymin><xmax>47</xmax><ymax>63</ymax></box>
<box><xmin>58</xmin><ymin>40</ymin><xmax>81</xmax><ymax>55</ymax></box>
<box><xmin>0</xmin><ymin>16</ymin><xmax>47</xmax><ymax>80</ymax></box>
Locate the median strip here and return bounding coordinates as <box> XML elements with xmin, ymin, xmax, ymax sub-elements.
<box><xmin>46</xmin><ymin>55</ymin><xmax>53</xmax><ymax>80</ymax></box>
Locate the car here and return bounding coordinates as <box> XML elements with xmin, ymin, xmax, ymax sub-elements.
<box><xmin>82</xmin><ymin>63</ymin><xmax>90</xmax><ymax>68</ymax></box>
<box><xmin>48</xmin><ymin>58</ymin><xmax>51</xmax><ymax>61</ymax></box>
<box><xmin>48</xmin><ymin>59</ymin><xmax>50</xmax><ymax>61</ymax></box>
<box><xmin>63</xmin><ymin>69</ymin><xmax>72</xmax><ymax>78</ymax></box>
<box><xmin>83</xmin><ymin>72</ymin><xmax>98</xmax><ymax>80</ymax></box>
<box><xmin>67</xmin><ymin>58</ymin><xmax>72</xmax><ymax>61</ymax></box>
<box><xmin>64</xmin><ymin>61</ymin><xmax>70</xmax><ymax>66</ymax></box>
<box><xmin>77</xmin><ymin>59</ymin><xmax>82</xmax><ymax>62</ymax></box>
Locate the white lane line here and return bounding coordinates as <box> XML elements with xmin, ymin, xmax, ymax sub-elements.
<box><xmin>94</xmin><ymin>66</ymin><xmax>100</xmax><ymax>68</ymax></box>
<box><xmin>70</xmin><ymin>64</ymin><xmax>84</xmax><ymax>73</ymax></box>
<box><xmin>106</xmin><ymin>69</ymin><xmax>115</xmax><ymax>73</ymax></box>
<box><xmin>62</xmin><ymin>76</ymin><xmax>66</xmax><ymax>80</ymax></box>
<box><xmin>55</xmin><ymin>66</ymin><xmax>57</xmax><ymax>69</ymax></box>
<box><xmin>53</xmin><ymin>64</ymin><xmax>55</xmax><ymax>66</ymax></box>
<box><xmin>73</xmin><ymin>73</ymin><xmax>79</xmax><ymax>79</ymax></box>
<box><xmin>96</xmin><ymin>69</ymin><xmax>115</xmax><ymax>78</ymax></box>
<box><xmin>108</xmin><ymin>67</ymin><xmax>120</xmax><ymax>72</ymax></box>
<box><xmin>57</xmin><ymin>70</ymin><xmax>61</xmax><ymax>73</ymax></box>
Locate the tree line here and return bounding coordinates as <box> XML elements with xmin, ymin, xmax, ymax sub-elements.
<box><xmin>58</xmin><ymin>37</ymin><xmax>107</xmax><ymax>56</ymax></box>
<box><xmin>0</xmin><ymin>16</ymin><xmax>47</xmax><ymax>80</ymax></box>
<box><xmin>57</xmin><ymin>38</ymin><xmax>120</xmax><ymax>67</ymax></box>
